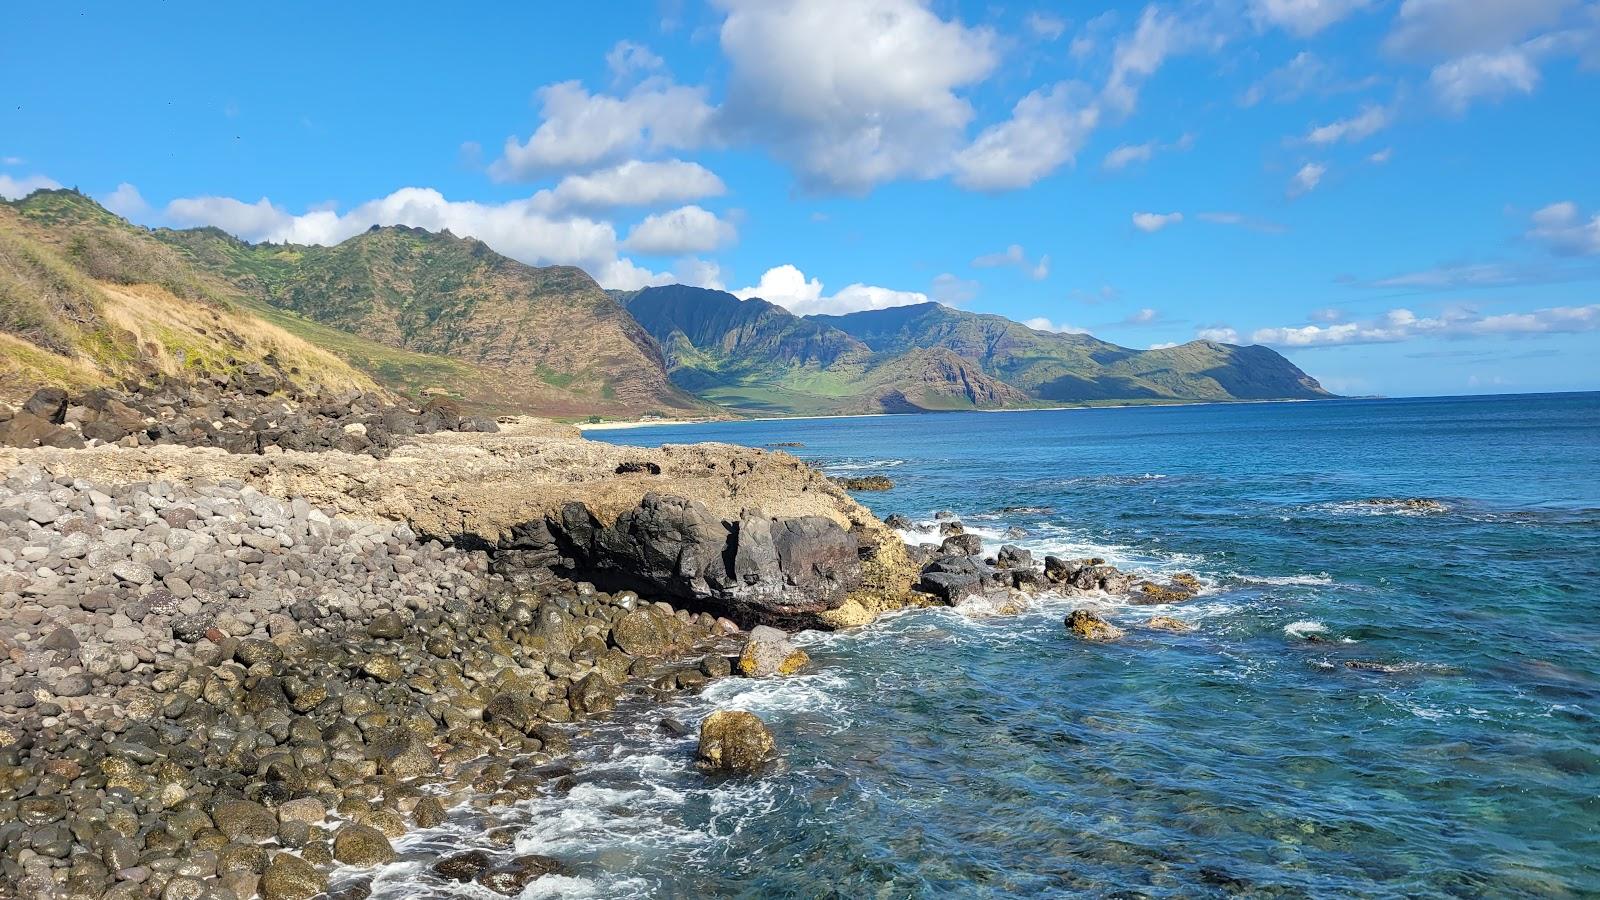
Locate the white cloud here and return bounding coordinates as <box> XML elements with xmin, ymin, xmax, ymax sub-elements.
<box><xmin>673</xmin><ymin>258</ymin><xmax>727</xmax><ymax>290</ymax></box>
<box><xmin>1025</xmin><ymin>317</ymin><xmax>1089</xmax><ymax>334</ymax></box>
<box><xmin>1387</xmin><ymin>0</ymin><xmax>1578</xmax><ymax>58</ymax></box>
<box><xmin>1196</xmin><ymin>211</ymin><xmax>1288</xmax><ymax>233</ymax></box>
<box><xmin>1148</xmin><ymin>341</ymin><xmax>1181</xmax><ymax>350</ymax></box>
<box><xmin>1103</xmin><ymin>142</ymin><xmax>1155</xmax><ymax>171</ymax></box>
<box><xmin>101</xmin><ymin>183</ymin><xmax>150</xmax><ymax>218</ymax></box>
<box><xmin>0</xmin><ymin>173</ymin><xmax>60</xmax><ymax>199</ymax></box>
<box><xmin>952</xmin><ymin>81</ymin><xmax>1099</xmax><ymax>191</ymax></box>
<box><xmin>1239</xmin><ymin>51</ymin><xmax>1384</xmax><ymax>107</ymax></box>
<box><xmin>931</xmin><ymin>273</ymin><xmax>980</xmax><ymax>305</ymax></box>
<box><xmin>1429</xmin><ymin>48</ymin><xmax>1541</xmax><ymax>112</ymax></box>
<box><xmin>1124</xmin><ymin>307</ymin><xmax>1160</xmax><ymax>324</ymax></box>
<box><xmin>538</xmin><ymin>159</ymin><xmax>725</xmax><ymax>211</ymax></box>
<box><xmin>716</xmin><ymin>0</ymin><xmax>997</xmax><ymax>193</ymax></box>
<box><xmin>490</xmin><ymin>80</ymin><xmax>715</xmax><ymax>180</ymax></box>
<box><xmin>1304</xmin><ymin>104</ymin><xmax>1389</xmax><ymax>145</ymax></box>
<box><xmin>1102</xmin><ymin>133</ymin><xmax>1194</xmax><ymax>171</ymax></box>
<box><xmin>1198</xmin><ymin>326</ymin><xmax>1242</xmax><ymax>343</ymax></box>
<box><xmin>1369</xmin><ymin>147</ymin><xmax>1393</xmax><ymax>164</ymax></box>
<box><xmin>971</xmin><ymin>244</ymin><xmax>1050</xmax><ymax>279</ymax></box>
<box><xmin>733</xmin><ymin>263</ymin><xmax>928</xmax><ymax>316</ymax></box>
<box><xmin>1288</xmin><ymin>162</ymin><xmax>1326</xmax><ymax>198</ymax></box>
<box><xmin>1248</xmin><ymin>304</ymin><xmax>1600</xmax><ymax>346</ymax></box>
<box><xmin>606</xmin><ymin>41</ymin><xmax>665</xmax><ymax>84</ymax></box>
<box><xmin>1528</xmin><ymin>201</ymin><xmax>1600</xmax><ymax>256</ymax></box>
<box><xmin>1103</xmin><ymin>6</ymin><xmax>1187</xmax><ymax>115</ymax></box>
<box><xmin>1132</xmin><ymin>211</ymin><xmax>1183</xmax><ymax>232</ymax></box>
<box><xmin>1249</xmin><ymin>0</ymin><xmax>1372</xmax><ymax>37</ymax></box>
<box><xmin>163</xmin><ymin>186</ymin><xmax>674</xmax><ymax>290</ymax></box>
<box><xmin>623</xmin><ymin>204</ymin><xmax>737</xmax><ymax>255</ymax></box>
<box><xmin>1</xmin><ymin>156</ymin><xmax>23</xmax><ymax>166</ymax></box>
<box><xmin>1025</xmin><ymin>11</ymin><xmax>1068</xmax><ymax>40</ymax></box>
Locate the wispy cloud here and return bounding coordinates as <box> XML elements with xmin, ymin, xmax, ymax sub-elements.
<box><xmin>972</xmin><ymin>244</ymin><xmax>1051</xmax><ymax>279</ymax></box>
<box><xmin>1132</xmin><ymin>211</ymin><xmax>1183</xmax><ymax>232</ymax></box>
<box><xmin>1247</xmin><ymin>304</ymin><xmax>1600</xmax><ymax>347</ymax></box>
<box><xmin>1287</xmin><ymin>162</ymin><xmax>1326</xmax><ymax>198</ymax></box>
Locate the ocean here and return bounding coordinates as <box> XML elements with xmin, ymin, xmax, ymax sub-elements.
<box><xmin>384</xmin><ymin>394</ymin><xmax>1600</xmax><ymax>898</ymax></box>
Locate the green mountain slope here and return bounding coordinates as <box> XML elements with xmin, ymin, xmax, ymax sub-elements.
<box><xmin>155</xmin><ymin>225</ymin><xmax>708</xmax><ymax>418</ymax></box>
<box><xmin>625</xmin><ymin>286</ymin><xmax>1030</xmax><ymax>414</ymax></box>
<box><xmin>629</xmin><ymin>288</ymin><xmax>1332</xmax><ymax>414</ymax></box>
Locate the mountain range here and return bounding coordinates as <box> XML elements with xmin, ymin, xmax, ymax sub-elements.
<box><xmin>1</xmin><ymin>189</ymin><xmax>1332</xmax><ymax>418</ymax></box>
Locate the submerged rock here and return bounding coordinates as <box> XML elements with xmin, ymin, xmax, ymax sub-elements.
<box><xmin>1146</xmin><ymin>615</ymin><xmax>1194</xmax><ymax>633</ymax></box>
<box><xmin>696</xmin><ymin>710</ymin><xmax>777</xmax><ymax>773</ymax></box>
<box><xmin>1065</xmin><ymin>609</ymin><xmax>1126</xmax><ymax>642</ymax></box>
<box><xmin>832</xmin><ymin>475</ymin><xmax>894</xmax><ymax>491</ymax></box>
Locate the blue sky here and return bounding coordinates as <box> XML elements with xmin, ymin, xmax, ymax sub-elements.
<box><xmin>4</xmin><ymin>0</ymin><xmax>1598</xmax><ymax>397</ymax></box>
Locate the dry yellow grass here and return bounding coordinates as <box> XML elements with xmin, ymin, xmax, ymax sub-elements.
<box><xmin>95</xmin><ymin>282</ymin><xmax>379</xmax><ymax>394</ymax></box>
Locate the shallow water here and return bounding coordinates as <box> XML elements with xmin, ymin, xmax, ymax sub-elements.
<box><xmin>386</xmin><ymin>394</ymin><xmax>1600</xmax><ymax>897</ymax></box>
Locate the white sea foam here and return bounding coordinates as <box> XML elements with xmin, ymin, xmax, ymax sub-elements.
<box><xmin>1232</xmin><ymin>572</ymin><xmax>1334</xmax><ymax>587</ymax></box>
<box><xmin>1284</xmin><ymin>620</ymin><xmax>1327</xmax><ymax>638</ymax></box>
<box><xmin>822</xmin><ymin>458</ymin><xmax>906</xmax><ymax>472</ymax></box>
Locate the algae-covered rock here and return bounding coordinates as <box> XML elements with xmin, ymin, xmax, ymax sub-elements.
<box><xmin>1065</xmin><ymin>609</ymin><xmax>1126</xmax><ymax>642</ymax></box>
<box><xmin>696</xmin><ymin>710</ymin><xmax>777</xmax><ymax>773</ymax></box>
<box><xmin>260</xmin><ymin>852</ymin><xmax>328</xmax><ymax>900</ymax></box>
<box><xmin>332</xmin><ymin>823</ymin><xmax>395</xmax><ymax>867</ymax></box>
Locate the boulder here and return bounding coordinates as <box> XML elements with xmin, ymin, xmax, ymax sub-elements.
<box><xmin>260</xmin><ymin>853</ymin><xmax>327</xmax><ymax>900</ymax></box>
<box><xmin>995</xmin><ymin>545</ymin><xmax>1033</xmax><ymax>569</ymax></box>
<box><xmin>1146</xmin><ymin>616</ymin><xmax>1193</xmax><ymax>633</ymax></box>
<box><xmin>939</xmin><ymin>534</ymin><xmax>983</xmax><ymax>557</ymax></box>
<box><xmin>1064</xmin><ymin>609</ymin><xmax>1125</xmax><ymax>642</ymax></box>
<box><xmin>332</xmin><ymin>823</ymin><xmax>395</xmax><ymax>867</ymax></box>
<box><xmin>736</xmin><ymin>625</ymin><xmax>809</xmax><ymax>677</ymax></box>
<box><xmin>696</xmin><ymin>710</ymin><xmax>776</xmax><ymax>773</ymax></box>
<box><xmin>611</xmin><ymin>606</ymin><xmax>684</xmax><ymax>656</ymax></box>
<box><xmin>476</xmin><ymin>855</ymin><xmax>570</xmax><ymax>895</ymax></box>
<box><xmin>213</xmin><ymin>799</ymin><xmax>279</xmax><ymax>843</ymax></box>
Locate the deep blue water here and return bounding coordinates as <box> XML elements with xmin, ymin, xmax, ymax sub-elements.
<box><xmin>388</xmin><ymin>395</ymin><xmax>1600</xmax><ymax>898</ymax></box>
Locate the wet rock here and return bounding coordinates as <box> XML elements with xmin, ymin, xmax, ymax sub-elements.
<box><xmin>332</xmin><ymin>824</ymin><xmax>395</xmax><ymax>867</ymax></box>
<box><xmin>736</xmin><ymin>625</ymin><xmax>809</xmax><ymax>677</ymax></box>
<box><xmin>995</xmin><ymin>545</ymin><xmax>1033</xmax><ymax>569</ymax></box>
<box><xmin>260</xmin><ymin>852</ymin><xmax>327</xmax><ymax>900</ymax></box>
<box><xmin>476</xmin><ymin>854</ymin><xmax>570</xmax><ymax>895</ymax></box>
<box><xmin>1146</xmin><ymin>616</ymin><xmax>1194</xmax><ymax>633</ymax></box>
<box><xmin>884</xmin><ymin>513</ymin><xmax>913</xmax><ymax>530</ymax></box>
<box><xmin>214</xmin><ymin>799</ymin><xmax>280</xmax><ymax>842</ymax></box>
<box><xmin>433</xmin><ymin>849</ymin><xmax>492</xmax><ymax>882</ymax></box>
<box><xmin>831</xmin><ymin>475</ymin><xmax>893</xmax><ymax>491</ymax></box>
<box><xmin>696</xmin><ymin>710</ymin><xmax>776</xmax><ymax>773</ymax></box>
<box><xmin>1065</xmin><ymin>609</ymin><xmax>1126</xmax><ymax>642</ymax></box>
<box><xmin>939</xmin><ymin>534</ymin><xmax>983</xmax><ymax>557</ymax></box>
<box><xmin>611</xmin><ymin>606</ymin><xmax>684</xmax><ymax>657</ymax></box>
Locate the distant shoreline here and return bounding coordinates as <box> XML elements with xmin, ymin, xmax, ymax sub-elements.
<box><xmin>574</xmin><ymin>397</ymin><xmax>1331</xmax><ymax>431</ymax></box>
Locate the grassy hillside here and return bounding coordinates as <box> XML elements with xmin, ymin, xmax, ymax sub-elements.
<box><xmin>157</xmin><ymin>225</ymin><xmax>709</xmax><ymax>418</ymax></box>
<box><xmin>629</xmin><ymin>288</ymin><xmax>1332</xmax><ymax>415</ymax></box>
<box><xmin>0</xmin><ymin>191</ymin><xmax>377</xmax><ymax>401</ymax></box>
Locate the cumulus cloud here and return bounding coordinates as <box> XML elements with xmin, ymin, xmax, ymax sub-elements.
<box><xmin>1528</xmin><ymin>201</ymin><xmax>1600</xmax><ymax>256</ymax></box>
<box><xmin>1304</xmin><ymin>104</ymin><xmax>1390</xmax><ymax>144</ymax></box>
<box><xmin>971</xmin><ymin>244</ymin><xmax>1050</xmax><ymax>280</ymax></box>
<box><xmin>622</xmin><ymin>204</ymin><xmax>737</xmax><ymax>255</ymax></box>
<box><xmin>1132</xmin><ymin>211</ymin><xmax>1183</xmax><ymax>232</ymax></box>
<box><xmin>0</xmin><ymin>173</ymin><xmax>60</xmax><ymax>199</ymax></box>
<box><xmin>1024</xmin><ymin>317</ymin><xmax>1090</xmax><ymax>334</ymax></box>
<box><xmin>1198</xmin><ymin>326</ymin><xmax>1242</xmax><ymax>343</ymax></box>
<box><xmin>1249</xmin><ymin>0</ymin><xmax>1372</xmax><ymax>36</ymax></box>
<box><xmin>101</xmin><ymin>183</ymin><xmax>150</xmax><ymax>218</ymax></box>
<box><xmin>1124</xmin><ymin>307</ymin><xmax>1161</xmax><ymax>325</ymax></box>
<box><xmin>733</xmin><ymin>263</ymin><xmax>929</xmax><ymax>316</ymax></box>
<box><xmin>716</xmin><ymin>0</ymin><xmax>997</xmax><ymax>193</ymax></box>
<box><xmin>1288</xmin><ymin>163</ymin><xmax>1326</xmax><ymax>198</ymax></box>
<box><xmin>163</xmin><ymin>187</ymin><xmax>674</xmax><ymax>290</ymax></box>
<box><xmin>605</xmin><ymin>40</ymin><xmax>665</xmax><ymax>84</ymax></box>
<box><xmin>952</xmin><ymin>81</ymin><xmax>1100</xmax><ymax>191</ymax></box>
<box><xmin>490</xmin><ymin>80</ymin><xmax>715</xmax><ymax>180</ymax></box>
<box><xmin>537</xmin><ymin>159</ymin><xmax>725</xmax><ymax>211</ymax></box>
<box><xmin>1248</xmin><ymin>305</ymin><xmax>1600</xmax><ymax>346</ymax></box>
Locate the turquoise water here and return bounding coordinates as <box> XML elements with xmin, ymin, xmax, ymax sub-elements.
<box><xmin>396</xmin><ymin>395</ymin><xmax>1600</xmax><ymax>898</ymax></box>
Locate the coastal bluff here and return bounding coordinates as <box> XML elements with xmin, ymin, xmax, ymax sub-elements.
<box><xmin>0</xmin><ymin>419</ymin><xmax>920</xmax><ymax>630</ymax></box>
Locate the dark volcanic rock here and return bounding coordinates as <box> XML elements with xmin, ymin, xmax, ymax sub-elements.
<box><xmin>519</xmin><ymin>493</ymin><xmax>863</xmax><ymax>628</ymax></box>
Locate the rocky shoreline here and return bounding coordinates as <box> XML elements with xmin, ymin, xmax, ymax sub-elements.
<box><xmin>0</xmin><ymin>392</ymin><xmax>1175</xmax><ymax>899</ymax></box>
